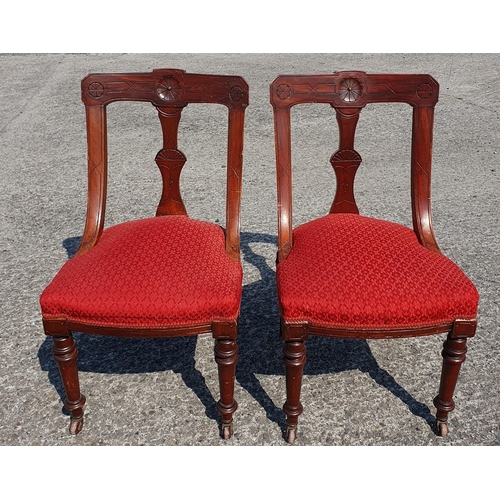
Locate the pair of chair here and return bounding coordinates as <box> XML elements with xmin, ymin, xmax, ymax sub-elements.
<box><xmin>40</xmin><ymin>69</ymin><xmax>479</xmax><ymax>443</ymax></box>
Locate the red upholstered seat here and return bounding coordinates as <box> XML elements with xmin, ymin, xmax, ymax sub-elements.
<box><xmin>40</xmin><ymin>216</ymin><xmax>243</xmax><ymax>329</ymax></box>
<box><xmin>277</xmin><ymin>213</ymin><xmax>479</xmax><ymax>331</ymax></box>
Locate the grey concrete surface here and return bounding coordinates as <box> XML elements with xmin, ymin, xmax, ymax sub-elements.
<box><xmin>0</xmin><ymin>53</ymin><xmax>498</xmax><ymax>447</ymax></box>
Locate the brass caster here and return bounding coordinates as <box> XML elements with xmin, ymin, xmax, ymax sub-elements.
<box><xmin>436</xmin><ymin>419</ymin><xmax>449</xmax><ymax>437</ymax></box>
<box><xmin>69</xmin><ymin>415</ymin><xmax>84</xmax><ymax>435</ymax></box>
<box><xmin>285</xmin><ymin>425</ymin><xmax>297</xmax><ymax>444</ymax></box>
<box><xmin>220</xmin><ymin>420</ymin><xmax>233</xmax><ymax>440</ymax></box>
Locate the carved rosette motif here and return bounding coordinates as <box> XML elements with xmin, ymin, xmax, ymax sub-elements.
<box><xmin>417</xmin><ymin>83</ymin><xmax>433</xmax><ymax>99</ymax></box>
<box><xmin>338</xmin><ymin>78</ymin><xmax>362</xmax><ymax>102</ymax></box>
<box><xmin>88</xmin><ymin>82</ymin><xmax>105</xmax><ymax>98</ymax></box>
<box><xmin>229</xmin><ymin>85</ymin><xmax>243</xmax><ymax>102</ymax></box>
<box><xmin>156</xmin><ymin>76</ymin><xmax>181</xmax><ymax>101</ymax></box>
<box><xmin>277</xmin><ymin>84</ymin><xmax>292</xmax><ymax>100</ymax></box>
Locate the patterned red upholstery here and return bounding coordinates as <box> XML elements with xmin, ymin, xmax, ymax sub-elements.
<box><xmin>277</xmin><ymin>213</ymin><xmax>479</xmax><ymax>331</ymax></box>
<box><xmin>40</xmin><ymin>216</ymin><xmax>242</xmax><ymax>329</ymax></box>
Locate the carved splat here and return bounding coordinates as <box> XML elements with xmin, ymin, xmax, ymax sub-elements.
<box><xmin>330</xmin><ymin>108</ymin><xmax>362</xmax><ymax>214</ymax></box>
<box><xmin>155</xmin><ymin>106</ymin><xmax>188</xmax><ymax>216</ymax></box>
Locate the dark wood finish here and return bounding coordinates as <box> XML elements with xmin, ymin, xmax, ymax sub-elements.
<box><xmin>433</xmin><ymin>319</ymin><xmax>476</xmax><ymax>436</ymax></box>
<box><xmin>272</xmin><ymin>71</ymin><xmax>440</xmax><ymax>263</ymax></box>
<box><xmin>214</xmin><ymin>339</ymin><xmax>239</xmax><ymax>438</ymax></box>
<box><xmin>330</xmin><ymin>108</ymin><xmax>362</xmax><ymax>214</ymax></box>
<box><xmin>155</xmin><ymin>106</ymin><xmax>188</xmax><ymax>216</ymax></box>
<box><xmin>287</xmin><ymin>322</ymin><xmax>454</xmax><ymax>341</ymax></box>
<box><xmin>433</xmin><ymin>335</ymin><xmax>467</xmax><ymax>437</ymax></box>
<box><xmin>51</xmin><ymin>335</ymin><xmax>86</xmax><ymax>434</ymax></box>
<box><xmin>271</xmin><ymin>72</ymin><xmax>478</xmax><ymax>442</ymax></box>
<box><xmin>77</xmin><ymin>69</ymin><xmax>248</xmax><ymax>261</ymax></box>
<box><xmin>42</xmin><ymin>69</ymin><xmax>248</xmax><ymax>438</ymax></box>
<box><xmin>283</xmin><ymin>340</ymin><xmax>306</xmax><ymax>443</ymax></box>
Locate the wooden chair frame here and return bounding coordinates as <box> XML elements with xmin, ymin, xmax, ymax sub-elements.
<box><xmin>42</xmin><ymin>69</ymin><xmax>248</xmax><ymax>438</ymax></box>
<box><xmin>270</xmin><ymin>71</ymin><xmax>477</xmax><ymax>443</ymax></box>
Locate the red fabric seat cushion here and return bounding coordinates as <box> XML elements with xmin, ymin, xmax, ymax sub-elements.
<box><xmin>277</xmin><ymin>213</ymin><xmax>479</xmax><ymax>331</ymax></box>
<box><xmin>40</xmin><ymin>216</ymin><xmax>242</xmax><ymax>329</ymax></box>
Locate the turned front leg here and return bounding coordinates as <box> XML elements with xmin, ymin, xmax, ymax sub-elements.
<box><xmin>433</xmin><ymin>333</ymin><xmax>468</xmax><ymax>437</ymax></box>
<box><xmin>283</xmin><ymin>340</ymin><xmax>306</xmax><ymax>443</ymax></box>
<box><xmin>52</xmin><ymin>335</ymin><xmax>86</xmax><ymax>435</ymax></box>
<box><xmin>214</xmin><ymin>339</ymin><xmax>238</xmax><ymax>439</ymax></box>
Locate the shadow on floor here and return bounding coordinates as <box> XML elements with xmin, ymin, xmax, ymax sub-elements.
<box><xmin>38</xmin><ymin>231</ymin><xmax>437</xmax><ymax>436</ymax></box>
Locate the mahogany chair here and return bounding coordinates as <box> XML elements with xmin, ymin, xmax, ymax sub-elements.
<box><xmin>270</xmin><ymin>72</ymin><xmax>479</xmax><ymax>443</ymax></box>
<box><xmin>40</xmin><ymin>69</ymin><xmax>248</xmax><ymax>439</ymax></box>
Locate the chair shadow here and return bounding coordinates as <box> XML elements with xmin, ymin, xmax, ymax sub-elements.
<box><xmin>39</xmin><ymin>232</ymin><xmax>437</xmax><ymax>436</ymax></box>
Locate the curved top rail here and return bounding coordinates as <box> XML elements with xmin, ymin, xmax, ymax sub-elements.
<box><xmin>270</xmin><ymin>71</ymin><xmax>438</xmax><ymax>109</ymax></box>
<box><xmin>82</xmin><ymin>68</ymin><xmax>249</xmax><ymax>109</ymax></box>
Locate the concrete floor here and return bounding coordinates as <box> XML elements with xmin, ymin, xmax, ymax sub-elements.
<box><xmin>0</xmin><ymin>55</ymin><xmax>498</xmax><ymax>454</ymax></box>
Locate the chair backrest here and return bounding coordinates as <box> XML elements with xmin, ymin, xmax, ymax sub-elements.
<box><xmin>78</xmin><ymin>69</ymin><xmax>248</xmax><ymax>261</ymax></box>
<box><xmin>270</xmin><ymin>71</ymin><xmax>440</xmax><ymax>262</ymax></box>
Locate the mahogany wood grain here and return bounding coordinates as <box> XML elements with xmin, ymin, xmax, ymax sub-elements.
<box><xmin>282</xmin><ymin>340</ymin><xmax>306</xmax><ymax>443</ymax></box>
<box><xmin>155</xmin><ymin>106</ymin><xmax>188</xmax><ymax>216</ymax></box>
<box><xmin>52</xmin><ymin>335</ymin><xmax>86</xmax><ymax>434</ymax></box>
<box><xmin>411</xmin><ymin>106</ymin><xmax>440</xmax><ymax>253</ymax></box>
<box><xmin>215</xmin><ymin>339</ymin><xmax>239</xmax><ymax>438</ymax></box>
<box><xmin>329</xmin><ymin>108</ymin><xmax>362</xmax><ymax>214</ymax></box>
<box><xmin>271</xmin><ymin>71</ymin><xmax>440</xmax><ymax>263</ymax></box>
<box><xmin>271</xmin><ymin>72</ymin><xmax>478</xmax><ymax>443</ymax></box>
<box><xmin>433</xmin><ymin>334</ymin><xmax>468</xmax><ymax>436</ymax></box>
<box><xmin>43</xmin><ymin>69</ymin><xmax>248</xmax><ymax>438</ymax></box>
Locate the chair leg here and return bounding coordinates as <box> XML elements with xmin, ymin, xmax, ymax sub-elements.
<box><xmin>433</xmin><ymin>333</ymin><xmax>468</xmax><ymax>437</ymax></box>
<box><xmin>214</xmin><ymin>339</ymin><xmax>238</xmax><ymax>439</ymax></box>
<box><xmin>52</xmin><ymin>335</ymin><xmax>86</xmax><ymax>435</ymax></box>
<box><xmin>283</xmin><ymin>340</ymin><xmax>306</xmax><ymax>443</ymax></box>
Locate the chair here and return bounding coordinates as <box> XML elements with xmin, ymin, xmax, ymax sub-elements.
<box><xmin>270</xmin><ymin>71</ymin><xmax>479</xmax><ymax>443</ymax></box>
<box><xmin>40</xmin><ymin>69</ymin><xmax>248</xmax><ymax>439</ymax></box>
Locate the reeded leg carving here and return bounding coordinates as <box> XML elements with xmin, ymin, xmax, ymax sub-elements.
<box><xmin>52</xmin><ymin>335</ymin><xmax>86</xmax><ymax>435</ymax></box>
<box><xmin>214</xmin><ymin>339</ymin><xmax>238</xmax><ymax>439</ymax></box>
<box><xmin>433</xmin><ymin>333</ymin><xmax>468</xmax><ymax>437</ymax></box>
<box><xmin>283</xmin><ymin>340</ymin><xmax>306</xmax><ymax>443</ymax></box>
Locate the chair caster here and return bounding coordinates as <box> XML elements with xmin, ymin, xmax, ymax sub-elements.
<box><xmin>285</xmin><ymin>425</ymin><xmax>297</xmax><ymax>444</ymax></box>
<box><xmin>69</xmin><ymin>414</ymin><xmax>84</xmax><ymax>435</ymax></box>
<box><xmin>436</xmin><ymin>419</ymin><xmax>449</xmax><ymax>437</ymax></box>
<box><xmin>220</xmin><ymin>420</ymin><xmax>233</xmax><ymax>440</ymax></box>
